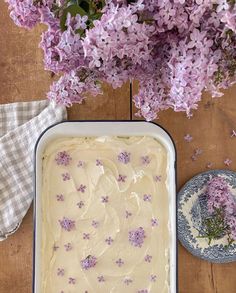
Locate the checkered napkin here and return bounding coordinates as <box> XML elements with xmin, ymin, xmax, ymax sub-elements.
<box><xmin>0</xmin><ymin>100</ymin><xmax>67</xmax><ymax>240</ymax></box>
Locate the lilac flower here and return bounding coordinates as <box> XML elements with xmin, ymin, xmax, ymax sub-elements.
<box><xmin>42</xmin><ymin>17</ymin><xmax>84</xmax><ymax>73</ymax></box>
<box><xmin>56</xmin><ymin>194</ymin><xmax>64</xmax><ymax>202</ymax></box>
<box><xmin>62</xmin><ymin>173</ymin><xmax>70</xmax><ymax>181</ymax></box>
<box><xmin>128</xmin><ymin>227</ymin><xmax>146</xmax><ymax>247</ymax></box>
<box><xmin>59</xmin><ymin>217</ymin><xmax>75</xmax><ymax>231</ymax></box>
<box><xmin>184</xmin><ymin>134</ymin><xmax>193</xmax><ymax>142</ymax></box>
<box><xmin>7</xmin><ymin>0</ymin><xmax>236</xmax><ymax>121</ymax></box>
<box><xmin>115</xmin><ymin>258</ymin><xmax>124</xmax><ymax>267</ymax></box>
<box><xmin>77</xmin><ymin>160</ymin><xmax>85</xmax><ymax>168</ymax></box>
<box><xmin>96</xmin><ymin>159</ymin><xmax>103</xmax><ymax>166</ymax></box>
<box><xmin>206</xmin><ymin>176</ymin><xmax>236</xmax><ymax>242</ymax></box>
<box><xmin>64</xmin><ymin>243</ymin><xmax>72</xmax><ymax>251</ymax></box>
<box><xmin>48</xmin><ymin>70</ymin><xmax>101</xmax><ymax>107</ymax></box>
<box><xmin>77</xmin><ymin>184</ymin><xmax>86</xmax><ymax>193</ymax></box>
<box><xmin>150</xmin><ymin>274</ymin><xmax>157</xmax><ymax>282</ymax></box>
<box><xmin>227</xmin><ymin>216</ymin><xmax>236</xmax><ymax>240</ymax></box>
<box><xmin>83</xmin><ymin>233</ymin><xmax>90</xmax><ymax>240</ymax></box>
<box><xmin>125</xmin><ymin>210</ymin><xmax>132</xmax><ymax>219</ymax></box>
<box><xmin>231</xmin><ymin>130</ymin><xmax>236</xmax><ymax>138</ymax></box>
<box><xmin>124</xmin><ymin>278</ymin><xmax>133</xmax><ymax>285</ymax></box>
<box><xmin>151</xmin><ymin>218</ymin><xmax>158</xmax><ymax>227</ymax></box>
<box><xmin>194</xmin><ymin>148</ymin><xmax>203</xmax><ymax>156</ymax></box>
<box><xmin>224</xmin><ymin>158</ymin><xmax>232</xmax><ymax>166</ymax></box>
<box><xmin>55</xmin><ymin>151</ymin><xmax>72</xmax><ymax>166</ymax></box>
<box><xmin>191</xmin><ymin>155</ymin><xmax>197</xmax><ymax>162</ymax></box>
<box><xmin>77</xmin><ymin>201</ymin><xmax>85</xmax><ymax>209</ymax></box>
<box><xmin>188</xmin><ymin>29</ymin><xmax>206</xmax><ymax>49</ymax></box>
<box><xmin>144</xmin><ymin>254</ymin><xmax>152</xmax><ymax>263</ymax></box>
<box><xmin>101</xmin><ymin>196</ymin><xmax>109</xmax><ymax>203</ymax></box>
<box><xmin>118</xmin><ymin>151</ymin><xmax>131</xmax><ymax>164</ymax></box>
<box><xmin>117</xmin><ymin>174</ymin><xmax>127</xmax><ymax>182</ymax></box>
<box><xmin>207</xmin><ymin>177</ymin><xmax>234</xmax><ymax>214</ymax></box>
<box><xmin>92</xmin><ymin>220</ymin><xmax>99</xmax><ymax>228</ymax></box>
<box><xmin>105</xmin><ymin>237</ymin><xmax>114</xmax><ymax>245</ymax></box>
<box><xmin>81</xmin><ymin>255</ymin><xmax>97</xmax><ymax>270</ymax></box>
<box><xmin>206</xmin><ymin>162</ymin><xmax>213</xmax><ymax>169</ymax></box>
<box><xmin>57</xmin><ymin>268</ymin><xmax>65</xmax><ymax>276</ymax></box>
<box><xmin>154</xmin><ymin>175</ymin><xmax>162</xmax><ymax>182</ymax></box>
<box><xmin>68</xmin><ymin>277</ymin><xmax>76</xmax><ymax>285</ymax></box>
<box><xmin>191</xmin><ymin>148</ymin><xmax>203</xmax><ymax>161</ymax></box>
<box><xmin>6</xmin><ymin>0</ymin><xmax>41</xmax><ymax>29</ymax></box>
<box><xmin>143</xmin><ymin>194</ymin><xmax>152</xmax><ymax>202</ymax></box>
<box><xmin>141</xmin><ymin>156</ymin><xmax>151</xmax><ymax>165</ymax></box>
<box><xmin>97</xmin><ymin>275</ymin><xmax>105</xmax><ymax>282</ymax></box>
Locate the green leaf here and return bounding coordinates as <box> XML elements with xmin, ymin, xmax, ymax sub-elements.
<box><xmin>60</xmin><ymin>4</ymin><xmax>87</xmax><ymax>31</ymax></box>
<box><xmin>80</xmin><ymin>0</ymin><xmax>90</xmax><ymax>13</ymax></box>
<box><xmin>89</xmin><ymin>12</ymin><xmax>102</xmax><ymax>21</ymax></box>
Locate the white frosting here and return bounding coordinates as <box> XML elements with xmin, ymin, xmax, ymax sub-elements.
<box><xmin>41</xmin><ymin>136</ymin><xmax>170</xmax><ymax>293</ymax></box>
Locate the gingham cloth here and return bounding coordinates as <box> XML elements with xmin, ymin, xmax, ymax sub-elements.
<box><xmin>0</xmin><ymin>100</ymin><xmax>67</xmax><ymax>240</ymax></box>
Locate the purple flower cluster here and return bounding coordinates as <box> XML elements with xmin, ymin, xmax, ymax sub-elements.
<box><xmin>55</xmin><ymin>151</ymin><xmax>72</xmax><ymax>166</ymax></box>
<box><xmin>6</xmin><ymin>1</ymin><xmax>236</xmax><ymax>120</ymax></box>
<box><xmin>118</xmin><ymin>151</ymin><xmax>131</xmax><ymax>164</ymax></box>
<box><xmin>47</xmin><ymin>70</ymin><xmax>101</xmax><ymax>107</ymax></box>
<box><xmin>6</xmin><ymin>0</ymin><xmax>42</xmax><ymax>29</ymax></box>
<box><xmin>59</xmin><ymin>217</ymin><xmax>75</xmax><ymax>231</ymax></box>
<box><xmin>128</xmin><ymin>227</ymin><xmax>146</xmax><ymax>247</ymax></box>
<box><xmin>81</xmin><ymin>255</ymin><xmax>97</xmax><ymax>270</ymax></box>
<box><xmin>207</xmin><ymin>176</ymin><xmax>236</xmax><ymax>240</ymax></box>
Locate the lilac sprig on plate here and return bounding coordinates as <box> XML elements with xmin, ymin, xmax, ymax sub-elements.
<box><xmin>178</xmin><ymin>170</ymin><xmax>236</xmax><ymax>263</ymax></box>
<box><xmin>198</xmin><ymin>176</ymin><xmax>236</xmax><ymax>246</ymax></box>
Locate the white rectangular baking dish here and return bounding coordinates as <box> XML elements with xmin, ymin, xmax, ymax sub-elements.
<box><xmin>34</xmin><ymin>121</ymin><xmax>177</xmax><ymax>293</ymax></box>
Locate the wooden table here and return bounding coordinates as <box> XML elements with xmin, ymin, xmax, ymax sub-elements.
<box><xmin>0</xmin><ymin>2</ymin><xmax>236</xmax><ymax>292</ymax></box>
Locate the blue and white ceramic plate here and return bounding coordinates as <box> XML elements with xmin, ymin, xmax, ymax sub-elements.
<box><xmin>178</xmin><ymin>169</ymin><xmax>236</xmax><ymax>263</ymax></box>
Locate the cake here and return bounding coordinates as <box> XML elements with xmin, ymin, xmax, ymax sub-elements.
<box><xmin>41</xmin><ymin>136</ymin><xmax>170</xmax><ymax>293</ymax></box>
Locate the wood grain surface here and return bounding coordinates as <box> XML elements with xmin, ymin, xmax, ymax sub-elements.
<box><xmin>0</xmin><ymin>2</ymin><xmax>236</xmax><ymax>293</ymax></box>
